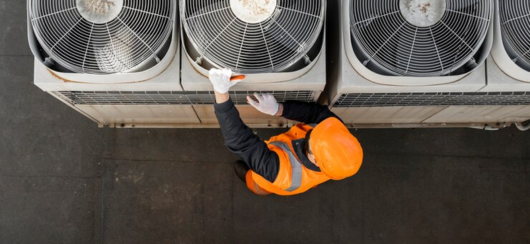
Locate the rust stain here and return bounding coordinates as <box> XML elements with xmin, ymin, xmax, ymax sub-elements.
<box><xmin>241</xmin><ymin>0</ymin><xmax>271</xmax><ymax>16</ymax></box>
<box><xmin>84</xmin><ymin>0</ymin><xmax>115</xmax><ymax>14</ymax></box>
<box><xmin>420</xmin><ymin>3</ymin><xmax>431</xmax><ymax>13</ymax></box>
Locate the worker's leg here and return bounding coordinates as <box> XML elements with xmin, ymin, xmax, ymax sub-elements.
<box><xmin>245</xmin><ymin>171</ymin><xmax>271</xmax><ymax>196</ymax></box>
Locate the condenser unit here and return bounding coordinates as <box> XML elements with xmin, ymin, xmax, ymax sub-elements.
<box><xmin>327</xmin><ymin>0</ymin><xmax>497</xmax><ymax>127</ymax></box>
<box><xmin>426</xmin><ymin>0</ymin><xmax>530</xmax><ymax>126</ymax></box>
<box><xmin>450</xmin><ymin>0</ymin><xmax>530</xmax><ymax>126</ymax></box>
<box><xmin>28</xmin><ymin>0</ymin><xmax>198</xmax><ymax>128</ymax></box>
<box><xmin>179</xmin><ymin>0</ymin><xmax>327</xmax><ymax>127</ymax></box>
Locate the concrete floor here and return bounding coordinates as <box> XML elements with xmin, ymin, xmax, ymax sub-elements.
<box><xmin>1</xmin><ymin>1</ymin><xmax>530</xmax><ymax>243</ymax></box>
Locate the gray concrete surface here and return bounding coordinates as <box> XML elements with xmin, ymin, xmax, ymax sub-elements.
<box><xmin>1</xmin><ymin>1</ymin><xmax>529</xmax><ymax>243</ymax></box>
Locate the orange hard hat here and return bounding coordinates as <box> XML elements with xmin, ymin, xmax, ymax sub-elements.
<box><xmin>310</xmin><ymin>117</ymin><xmax>363</xmax><ymax>180</ymax></box>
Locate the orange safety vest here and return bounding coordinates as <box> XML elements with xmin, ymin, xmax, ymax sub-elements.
<box><xmin>245</xmin><ymin>123</ymin><xmax>331</xmax><ymax>196</ymax></box>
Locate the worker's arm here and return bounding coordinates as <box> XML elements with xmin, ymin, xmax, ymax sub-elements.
<box><xmin>214</xmin><ymin>96</ymin><xmax>279</xmax><ymax>182</ymax></box>
<box><xmin>248</xmin><ymin>93</ymin><xmax>341</xmax><ymax>124</ymax></box>
<box><xmin>210</xmin><ymin>70</ymin><xmax>279</xmax><ymax>183</ymax></box>
<box><xmin>281</xmin><ymin>101</ymin><xmax>342</xmax><ymax>124</ymax></box>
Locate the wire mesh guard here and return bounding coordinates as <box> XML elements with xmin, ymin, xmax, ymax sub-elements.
<box><xmin>499</xmin><ymin>1</ymin><xmax>530</xmax><ymax>69</ymax></box>
<box><xmin>350</xmin><ymin>0</ymin><xmax>493</xmax><ymax>76</ymax></box>
<box><xmin>56</xmin><ymin>90</ymin><xmax>316</xmax><ymax>105</ymax></box>
<box><xmin>29</xmin><ymin>0</ymin><xmax>175</xmax><ymax>74</ymax></box>
<box><xmin>181</xmin><ymin>0</ymin><xmax>325</xmax><ymax>73</ymax></box>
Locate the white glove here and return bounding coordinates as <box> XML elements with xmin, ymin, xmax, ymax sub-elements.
<box><xmin>208</xmin><ymin>68</ymin><xmax>242</xmax><ymax>94</ymax></box>
<box><xmin>247</xmin><ymin>93</ymin><xmax>280</xmax><ymax>116</ymax></box>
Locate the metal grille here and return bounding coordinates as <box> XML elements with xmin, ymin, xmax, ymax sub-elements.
<box><xmin>499</xmin><ymin>1</ymin><xmax>530</xmax><ymax>69</ymax></box>
<box><xmin>181</xmin><ymin>0</ymin><xmax>325</xmax><ymax>73</ymax></box>
<box><xmin>55</xmin><ymin>91</ymin><xmax>316</xmax><ymax>105</ymax></box>
<box><xmin>335</xmin><ymin>92</ymin><xmax>530</xmax><ymax>107</ymax></box>
<box><xmin>29</xmin><ymin>0</ymin><xmax>175</xmax><ymax>74</ymax></box>
<box><xmin>350</xmin><ymin>0</ymin><xmax>493</xmax><ymax>76</ymax></box>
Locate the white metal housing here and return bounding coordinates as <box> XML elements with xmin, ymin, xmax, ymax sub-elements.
<box><xmin>29</xmin><ymin>1</ymin><xmax>199</xmax><ymax>128</ymax></box>
<box><xmin>180</xmin><ymin>34</ymin><xmax>326</xmax><ymax>127</ymax></box>
<box><xmin>179</xmin><ymin>0</ymin><xmax>327</xmax><ymax>128</ymax></box>
<box><xmin>424</xmin><ymin>0</ymin><xmax>530</xmax><ymax>125</ymax></box>
<box><xmin>325</xmin><ymin>0</ymin><xmax>530</xmax><ymax>128</ymax></box>
<box><xmin>485</xmin><ymin>0</ymin><xmax>530</xmax><ymax>92</ymax></box>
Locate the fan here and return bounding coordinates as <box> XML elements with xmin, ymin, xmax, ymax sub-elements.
<box><xmin>350</xmin><ymin>0</ymin><xmax>493</xmax><ymax>76</ymax></box>
<box><xmin>181</xmin><ymin>0</ymin><xmax>325</xmax><ymax>73</ymax></box>
<box><xmin>29</xmin><ymin>0</ymin><xmax>175</xmax><ymax>74</ymax></box>
<box><xmin>499</xmin><ymin>0</ymin><xmax>530</xmax><ymax>72</ymax></box>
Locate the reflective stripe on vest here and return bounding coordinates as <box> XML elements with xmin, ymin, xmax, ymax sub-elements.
<box><xmin>269</xmin><ymin>141</ymin><xmax>303</xmax><ymax>192</ymax></box>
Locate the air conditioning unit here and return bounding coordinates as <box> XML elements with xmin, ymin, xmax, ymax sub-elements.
<box><xmin>327</xmin><ymin>0</ymin><xmax>496</xmax><ymax>127</ymax></box>
<box><xmin>28</xmin><ymin>0</ymin><xmax>198</xmax><ymax>128</ymax></box>
<box><xmin>457</xmin><ymin>0</ymin><xmax>530</xmax><ymax>125</ymax></box>
<box><xmin>179</xmin><ymin>0</ymin><xmax>327</xmax><ymax>127</ymax></box>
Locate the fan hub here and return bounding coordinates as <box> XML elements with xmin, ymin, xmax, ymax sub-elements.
<box><xmin>230</xmin><ymin>0</ymin><xmax>277</xmax><ymax>24</ymax></box>
<box><xmin>76</xmin><ymin>0</ymin><xmax>124</xmax><ymax>24</ymax></box>
<box><xmin>399</xmin><ymin>0</ymin><xmax>446</xmax><ymax>27</ymax></box>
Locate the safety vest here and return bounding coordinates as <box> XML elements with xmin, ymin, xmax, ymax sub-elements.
<box><xmin>245</xmin><ymin>123</ymin><xmax>331</xmax><ymax>196</ymax></box>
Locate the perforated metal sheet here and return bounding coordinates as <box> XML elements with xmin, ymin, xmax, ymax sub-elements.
<box><xmin>350</xmin><ymin>0</ymin><xmax>493</xmax><ymax>76</ymax></box>
<box><xmin>29</xmin><ymin>0</ymin><xmax>175</xmax><ymax>74</ymax></box>
<box><xmin>181</xmin><ymin>0</ymin><xmax>325</xmax><ymax>73</ymax></box>
<box><xmin>499</xmin><ymin>0</ymin><xmax>530</xmax><ymax>69</ymax></box>
<box><xmin>56</xmin><ymin>90</ymin><xmax>316</xmax><ymax>105</ymax></box>
<box><xmin>335</xmin><ymin>92</ymin><xmax>530</xmax><ymax>107</ymax></box>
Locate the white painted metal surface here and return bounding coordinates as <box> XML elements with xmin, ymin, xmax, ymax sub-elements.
<box><xmin>193</xmin><ymin>105</ymin><xmax>295</xmax><ymax>128</ymax></box>
<box><xmin>483</xmin><ymin>0</ymin><xmax>530</xmax><ymax>91</ymax></box>
<box><xmin>332</xmin><ymin>106</ymin><xmax>448</xmax><ymax>124</ymax></box>
<box><xmin>28</xmin><ymin>0</ymin><xmax>530</xmax><ymax>129</ymax></box>
<box><xmin>180</xmin><ymin>1</ymin><xmax>327</xmax><ymax>127</ymax></box>
<box><xmin>455</xmin><ymin>0</ymin><xmax>530</xmax><ymax>124</ymax></box>
<box><xmin>424</xmin><ymin>106</ymin><xmax>530</xmax><ymax>124</ymax></box>
<box><xmin>73</xmin><ymin>105</ymin><xmax>201</xmax><ymax>127</ymax></box>
<box><xmin>180</xmin><ymin>42</ymin><xmax>326</xmax><ymax>92</ymax></box>
<box><xmin>325</xmin><ymin>0</ymin><xmax>499</xmax><ymax>127</ymax></box>
<box><xmin>328</xmin><ymin>0</ymin><xmax>492</xmax><ymax>99</ymax></box>
<box><xmin>33</xmin><ymin>39</ymin><xmax>182</xmax><ymax>92</ymax></box>
<box><xmin>30</xmin><ymin>1</ymin><xmax>200</xmax><ymax>128</ymax></box>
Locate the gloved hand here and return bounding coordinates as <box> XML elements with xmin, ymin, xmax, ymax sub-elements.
<box><xmin>209</xmin><ymin>68</ymin><xmax>243</xmax><ymax>94</ymax></box>
<box><xmin>247</xmin><ymin>93</ymin><xmax>280</xmax><ymax>116</ymax></box>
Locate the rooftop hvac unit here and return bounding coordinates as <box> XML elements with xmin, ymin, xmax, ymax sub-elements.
<box><xmin>327</xmin><ymin>0</ymin><xmax>498</xmax><ymax>127</ymax></box>
<box><xmin>436</xmin><ymin>0</ymin><xmax>530</xmax><ymax>125</ymax></box>
<box><xmin>28</xmin><ymin>0</ymin><xmax>199</xmax><ymax>127</ymax></box>
<box><xmin>487</xmin><ymin>0</ymin><xmax>530</xmax><ymax>91</ymax></box>
<box><xmin>179</xmin><ymin>0</ymin><xmax>327</xmax><ymax>127</ymax></box>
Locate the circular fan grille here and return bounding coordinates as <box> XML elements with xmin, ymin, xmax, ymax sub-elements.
<box><xmin>351</xmin><ymin>0</ymin><xmax>493</xmax><ymax>76</ymax></box>
<box><xmin>181</xmin><ymin>0</ymin><xmax>325</xmax><ymax>73</ymax></box>
<box><xmin>29</xmin><ymin>0</ymin><xmax>175</xmax><ymax>74</ymax></box>
<box><xmin>499</xmin><ymin>1</ymin><xmax>530</xmax><ymax>69</ymax></box>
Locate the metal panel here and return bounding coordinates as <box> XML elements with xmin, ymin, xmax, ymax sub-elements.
<box><xmin>75</xmin><ymin>104</ymin><xmax>201</xmax><ymax>127</ymax></box>
<box><xmin>332</xmin><ymin>107</ymin><xmax>447</xmax><ymax>124</ymax></box>
<box><xmin>424</xmin><ymin>106</ymin><xmax>530</xmax><ymax>123</ymax></box>
<box><xmin>335</xmin><ymin>92</ymin><xmax>530</xmax><ymax>107</ymax></box>
<box><xmin>193</xmin><ymin>105</ymin><xmax>292</xmax><ymax>128</ymax></box>
<box><xmin>55</xmin><ymin>90</ymin><xmax>316</xmax><ymax>105</ymax></box>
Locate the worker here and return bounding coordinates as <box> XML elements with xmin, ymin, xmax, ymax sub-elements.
<box><xmin>209</xmin><ymin>68</ymin><xmax>363</xmax><ymax>196</ymax></box>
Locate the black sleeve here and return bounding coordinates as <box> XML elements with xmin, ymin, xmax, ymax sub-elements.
<box><xmin>281</xmin><ymin>101</ymin><xmax>343</xmax><ymax>124</ymax></box>
<box><xmin>214</xmin><ymin>98</ymin><xmax>279</xmax><ymax>182</ymax></box>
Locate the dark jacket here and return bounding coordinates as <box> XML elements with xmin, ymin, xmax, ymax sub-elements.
<box><xmin>214</xmin><ymin>99</ymin><xmax>341</xmax><ymax>182</ymax></box>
